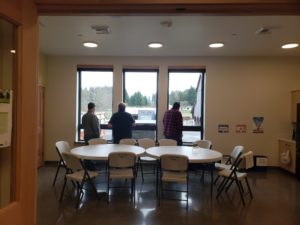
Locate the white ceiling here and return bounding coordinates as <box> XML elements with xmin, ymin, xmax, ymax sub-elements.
<box><xmin>39</xmin><ymin>15</ymin><xmax>300</xmax><ymax>57</ymax></box>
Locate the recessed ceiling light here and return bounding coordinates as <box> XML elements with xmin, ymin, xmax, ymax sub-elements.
<box><xmin>148</xmin><ymin>42</ymin><xmax>163</xmax><ymax>48</ymax></box>
<box><xmin>209</xmin><ymin>43</ymin><xmax>224</xmax><ymax>48</ymax></box>
<box><xmin>83</xmin><ymin>42</ymin><xmax>98</xmax><ymax>48</ymax></box>
<box><xmin>10</xmin><ymin>50</ymin><xmax>16</xmax><ymax>54</ymax></box>
<box><xmin>281</xmin><ymin>43</ymin><xmax>299</xmax><ymax>49</ymax></box>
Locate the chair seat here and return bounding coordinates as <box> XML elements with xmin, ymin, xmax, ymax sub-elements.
<box><xmin>218</xmin><ymin>169</ymin><xmax>247</xmax><ymax>180</ymax></box>
<box><xmin>109</xmin><ymin>168</ymin><xmax>134</xmax><ymax>179</ymax></box>
<box><xmin>66</xmin><ymin>170</ymin><xmax>99</xmax><ymax>182</ymax></box>
<box><xmin>215</xmin><ymin>163</ymin><xmax>233</xmax><ymax>170</ymax></box>
<box><xmin>140</xmin><ymin>156</ymin><xmax>157</xmax><ymax>161</ymax></box>
<box><xmin>162</xmin><ymin>171</ymin><xmax>187</xmax><ymax>183</ymax></box>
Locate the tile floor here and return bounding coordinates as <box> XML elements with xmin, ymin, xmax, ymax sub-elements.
<box><xmin>37</xmin><ymin>164</ymin><xmax>300</xmax><ymax>225</ymax></box>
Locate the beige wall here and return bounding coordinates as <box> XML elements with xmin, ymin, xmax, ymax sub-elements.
<box><xmin>39</xmin><ymin>53</ymin><xmax>47</xmax><ymax>86</ymax></box>
<box><xmin>44</xmin><ymin>55</ymin><xmax>300</xmax><ymax>166</ymax></box>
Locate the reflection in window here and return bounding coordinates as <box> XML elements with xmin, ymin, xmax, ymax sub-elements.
<box><xmin>168</xmin><ymin>69</ymin><xmax>205</xmax><ymax>143</ymax></box>
<box><xmin>77</xmin><ymin>68</ymin><xmax>113</xmax><ymax>141</ymax></box>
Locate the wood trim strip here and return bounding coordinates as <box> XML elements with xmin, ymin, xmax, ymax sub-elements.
<box><xmin>122</xmin><ymin>65</ymin><xmax>160</xmax><ymax>70</ymax></box>
<box><xmin>77</xmin><ymin>64</ymin><xmax>113</xmax><ymax>69</ymax></box>
<box><xmin>36</xmin><ymin>3</ymin><xmax>300</xmax><ymax>15</ymax></box>
<box><xmin>168</xmin><ymin>65</ymin><xmax>206</xmax><ymax>70</ymax></box>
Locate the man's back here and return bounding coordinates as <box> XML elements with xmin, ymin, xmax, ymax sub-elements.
<box><xmin>163</xmin><ymin>109</ymin><xmax>183</xmax><ymax>138</ymax></box>
<box><xmin>82</xmin><ymin>111</ymin><xmax>100</xmax><ymax>143</ymax></box>
<box><xmin>109</xmin><ymin>111</ymin><xmax>135</xmax><ymax>143</ymax></box>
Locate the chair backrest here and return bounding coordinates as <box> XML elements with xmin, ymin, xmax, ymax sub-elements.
<box><xmin>119</xmin><ymin>138</ymin><xmax>136</xmax><ymax>145</ymax></box>
<box><xmin>55</xmin><ymin>141</ymin><xmax>71</xmax><ymax>154</ymax></box>
<box><xmin>194</xmin><ymin>140</ymin><xmax>212</xmax><ymax>149</ymax></box>
<box><xmin>61</xmin><ymin>152</ymin><xmax>82</xmax><ymax>171</ymax></box>
<box><xmin>138</xmin><ymin>138</ymin><xmax>156</xmax><ymax>149</ymax></box>
<box><xmin>230</xmin><ymin>145</ymin><xmax>244</xmax><ymax>161</ymax></box>
<box><xmin>108</xmin><ymin>152</ymin><xmax>136</xmax><ymax>168</ymax></box>
<box><xmin>240</xmin><ymin>151</ymin><xmax>254</xmax><ymax>170</ymax></box>
<box><xmin>160</xmin><ymin>154</ymin><xmax>188</xmax><ymax>172</ymax></box>
<box><xmin>88</xmin><ymin>138</ymin><xmax>107</xmax><ymax>145</ymax></box>
<box><xmin>158</xmin><ymin>138</ymin><xmax>177</xmax><ymax>146</ymax></box>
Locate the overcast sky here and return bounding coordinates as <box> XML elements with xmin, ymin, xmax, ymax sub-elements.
<box><xmin>81</xmin><ymin>71</ymin><xmax>201</xmax><ymax>97</ymax></box>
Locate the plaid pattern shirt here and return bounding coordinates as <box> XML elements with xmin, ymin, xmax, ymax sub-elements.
<box><xmin>163</xmin><ymin>109</ymin><xmax>183</xmax><ymax>138</ymax></box>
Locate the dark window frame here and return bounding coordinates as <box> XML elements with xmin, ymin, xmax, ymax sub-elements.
<box><xmin>77</xmin><ymin>67</ymin><xmax>114</xmax><ymax>141</ymax></box>
<box><xmin>122</xmin><ymin>68</ymin><xmax>159</xmax><ymax>140</ymax></box>
<box><xmin>167</xmin><ymin>68</ymin><xmax>205</xmax><ymax>142</ymax></box>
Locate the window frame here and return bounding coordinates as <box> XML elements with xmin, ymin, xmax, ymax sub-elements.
<box><xmin>167</xmin><ymin>68</ymin><xmax>205</xmax><ymax>142</ymax></box>
<box><xmin>122</xmin><ymin>68</ymin><xmax>159</xmax><ymax>139</ymax></box>
<box><xmin>77</xmin><ymin>67</ymin><xmax>114</xmax><ymax>142</ymax></box>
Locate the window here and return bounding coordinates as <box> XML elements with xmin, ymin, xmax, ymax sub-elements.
<box><xmin>77</xmin><ymin>68</ymin><xmax>113</xmax><ymax>141</ymax></box>
<box><xmin>123</xmin><ymin>69</ymin><xmax>158</xmax><ymax>139</ymax></box>
<box><xmin>168</xmin><ymin>69</ymin><xmax>205</xmax><ymax>143</ymax></box>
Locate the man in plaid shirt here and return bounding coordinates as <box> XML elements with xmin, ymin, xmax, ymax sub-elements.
<box><xmin>163</xmin><ymin>102</ymin><xmax>183</xmax><ymax>145</ymax></box>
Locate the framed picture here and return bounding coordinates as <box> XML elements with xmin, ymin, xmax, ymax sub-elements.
<box><xmin>218</xmin><ymin>124</ymin><xmax>229</xmax><ymax>133</ymax></box>
<box><xmin>236</xmin><ymin>124</ymin><xmax>247</xmax><ymax>133</ymax></box>
<box><xmin>253</xmin><ymin>116</ymin><xmax>264</xmax><ymax>133</ymax></box>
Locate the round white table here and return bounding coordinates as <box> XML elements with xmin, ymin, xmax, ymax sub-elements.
<box><xmin>146</xmin><ymin>146</ymin><xmax>222</xmax><ymax>163</ymax></box>
<box><xmin>71</xmin><ymin>144</ymin><xmax>145</xmax><ymax>160</ymax></box>
<box><xmin>146</xmin><ymin>146</ymin><xmax>222</xmax><ymax>199</ymax></box>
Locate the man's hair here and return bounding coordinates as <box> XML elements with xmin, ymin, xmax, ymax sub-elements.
<box><xmin>118</xmin><ymin>102</ymin><xmax>126</xmax><ymax>112</ymax></box>
<box><xmin>172</xmin><ymin>102</ymin><xmax>180</xmax><ymax>110</ymax></box>
<box><xmin>88</xmin><ymin>102</ymin><xmax>95</xmax><ymax>110</ymax></box>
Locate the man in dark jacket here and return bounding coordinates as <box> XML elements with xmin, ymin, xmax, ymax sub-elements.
<box><xmin>108</xmin><ymin>103</ymin><xmax>135</xmax><ymax>144</ymax></box>
<box><xmin>82</xmin><ymin>102</ymin><xmax>100</xmax><ymax>144</ymax></box>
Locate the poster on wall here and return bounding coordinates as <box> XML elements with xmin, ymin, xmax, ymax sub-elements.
<box><xmin>0</xmin><ymin>90</ymin><xmax>12</xmax><ymax>148</ymax></box>
<box><xmin>236</xmin><ymin>124</ymin><xmax>247</xmax><ymax>133</ymax></box>
<box><xmin>253</xmin><ymin>116</ymin><xmax>264</xmax><ymax>133</ymax></box>
<box><xmin>218</xmin><ymin>124</ymin><xmax>229</xmax><ymax>133</ymax></box>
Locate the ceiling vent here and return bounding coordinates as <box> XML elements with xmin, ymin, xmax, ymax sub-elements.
<box><xmin>160</xmin><ymin>20</ymin><xmax>172</xmax><ymax>28</ymax></box>
<box><xmin>255</xmin><ymin>27</ymin><xmax>272</xmax><ymax>35</ymax></box>
<box><xmin>91</xmin><ymin>25</ymin><xmax>110</xmax><ymax>34</ymax></box>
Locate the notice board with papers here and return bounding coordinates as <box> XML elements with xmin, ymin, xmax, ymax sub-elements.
<box><xmin>0</xmin><ymin>90</ymin><xmax>12</xmax><ymax>148</ymax></box>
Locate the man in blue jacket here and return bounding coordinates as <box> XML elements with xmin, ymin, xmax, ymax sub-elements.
<box><xmin>108</xmin><ymin>103</ymin><xmax>135</xmax><ymax>144</ymax></box>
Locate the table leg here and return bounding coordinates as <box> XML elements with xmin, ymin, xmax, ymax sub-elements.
<box><xmin>156</xmin><ymin>160</ymin><xmax>159</xmax><ymax>197</ymax></box>
<box><xmin>211</xmin><ymin>164</ymin><xmax>213</xmax><ymax>199</ymax></box>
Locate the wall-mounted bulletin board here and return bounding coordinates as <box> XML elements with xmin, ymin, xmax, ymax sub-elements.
<box><xmin>0</xmin><ymin>90</ymin><xmax>12</xmax><ymax>148</ymax></box>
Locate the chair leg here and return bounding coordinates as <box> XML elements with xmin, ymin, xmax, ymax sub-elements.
<box><xmin>235</xmin><ymin>178</ymin><xmax>245</xmax><ymax>205</ymax></box>
<box><xmin>139</xmin><ymin>158</ymin><xmax>144</xmax><ymax>182</ymax></box>
<box><xmin>59</xmin><ymin>177</ymin><xmax>67</xmax><ymax>202</ymax></box>
<box><xmin>52</xmin><ymin>161</ymin><xmax>62</xmax><ymax>186</ymax></box>
<box><xmin>239</xmin><ymin>181</ymin><xmax>245</xmax><ymax>193</ymax></box>
<box><xmin>87</xmin><ymin>177</ymin><xmax>99</xmax><ymax>199</ymax></box>
<box><xmin>217</xmin><ymin>176</ymin><xmax>227</xmax><ymax>192</ymax></box>
<box><xmin>214</xmin><ymin>175</ymin><xmax>220</xmax><ymax>185</ymax></box>
<box><xmin>131</xmin><ymin>178</ymin><xmax>135</xmax><ymax>204</ymax></box>
<box><xmin>200</xmin><ymin>170</ymin><xmax>205</xmax><ymax>182</ymax></box>
<box><xmin>216</xmin><ymin>176</ymin><xmax>231</xmax><ymax>199</ymax></box>
<box><xmin>107</xmin><ymin>176</ymin><xmax>110</xmax><ymax>204</ymax></box>
<box><xmin>158</xmin><ymin>180</ymin><xmax>162</xmax><ymax>206</ymax></box>
<box><xmin>186</xmin><ymin>179</ymin><xmax>189</xmax><ymax>210</ymax></box>
<box><xmin>225</xmin><ymin>179</ymin><xmax>234</xmax><ymax>192</ymax></box>
<box><xmin>245</xmin><ymin>178</ymin><xmax>253</xmax><ymax>198</ymax></box>
<box><xmin>210</xmin><ymin>166</ymin><xmax>214</xmax><ymax>199</ymax></box>
<box><xmin>76</xmin><ymin>181</ymin><xmax>84</xmax><ymax>209</ymax></box>
<box><xmin>156</xmin><ymin>163</ymin><xmax>159</xmax><ymax>198</ymax></box>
